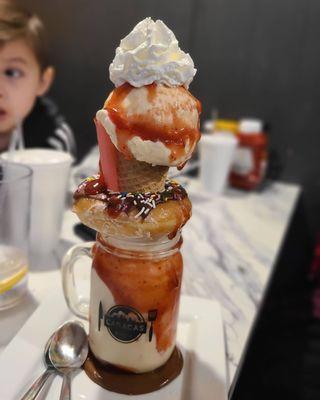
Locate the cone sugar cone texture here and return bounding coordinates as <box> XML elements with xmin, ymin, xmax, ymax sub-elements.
<box><xmin>116</xmin><ymin>151</ymin><xmax>168</xmax><ymax>193</ymax></box>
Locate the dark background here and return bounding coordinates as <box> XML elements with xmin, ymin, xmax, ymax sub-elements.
<box><xmin>20</xmin><ymin>0</ymin><xmax>320</xmax><ymax>235</ymax></box>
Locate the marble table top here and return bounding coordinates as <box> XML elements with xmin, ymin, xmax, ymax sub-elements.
<box><xmin>0</xmin><ymin>178</ymin><xmax>300</xmax><ymax>388</ymax></box>
<box><xmin>181</xmin><ymin>179</ymin><xmax>300</xmax><ymax>384</ymax></box>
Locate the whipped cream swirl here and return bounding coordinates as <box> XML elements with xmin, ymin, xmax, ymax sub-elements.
<box><xmin>109</xmin><ymin>17</ymin><xmax>196</xmax><ymax>88</ymax></box>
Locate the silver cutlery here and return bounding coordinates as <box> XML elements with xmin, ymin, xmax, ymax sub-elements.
<box><xmin>20</xmin><ymin>333</ymin><xmax>56</xmax><ymax>400</ymax></box>
<box><xmin>48</xmin><ymin>321</ymin><xmax>88</xmax><ymax>400</ymax></box>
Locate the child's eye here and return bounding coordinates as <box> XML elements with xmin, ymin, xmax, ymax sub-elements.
<box><xmin>5</xmin><ymin>68</ymin><xmax>24</xmax><ymax>78</ymax></box>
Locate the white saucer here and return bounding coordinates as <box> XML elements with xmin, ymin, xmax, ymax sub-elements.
<box><xmin>0</xmin><ymin>293</ymin><xmax>227</xmax><ymax>399</ymax></box>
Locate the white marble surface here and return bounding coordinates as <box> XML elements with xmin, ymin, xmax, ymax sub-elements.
<box><xmin>0</xmin><ymin>178</ymin><xmax>300</xmax><ymax>388</ymax></box>
<box><xmin>181</xmin><ymin>179</ymin><xmax>300</xmax><ymax>383</ymax></box>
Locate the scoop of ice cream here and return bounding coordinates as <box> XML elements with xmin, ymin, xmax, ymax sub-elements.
<box><xmin>96</xmin><ymin>84</ymin><xmax>201</xmax><ymax>167</ymax></box>
<box><xmin>109</xmin><ymin>17</ymin><xmax>196</xmax><ymax>89</ymax></box>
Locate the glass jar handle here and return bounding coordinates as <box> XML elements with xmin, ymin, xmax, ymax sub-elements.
<box><xmin>61</xmin><ymin>242</ymin><xmax>94</xmax><ymax>320</ymax></box>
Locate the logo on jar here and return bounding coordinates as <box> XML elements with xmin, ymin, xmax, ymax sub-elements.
<box><xmin>98</xmin><ymin>302</ymin><xmax>157</xmax><ymax>343</ymax></box>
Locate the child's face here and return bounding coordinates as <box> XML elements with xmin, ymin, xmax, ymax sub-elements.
<box><xmin>0</xmin><ymin>38</ymin><xmax>54</xmax><ymax>134</ymax></box>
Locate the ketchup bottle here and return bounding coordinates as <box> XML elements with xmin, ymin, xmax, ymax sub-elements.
<box><xmin>230</xmin><ymin>118</ymin><xmax>268</xmax><ymax>190</ymax></box>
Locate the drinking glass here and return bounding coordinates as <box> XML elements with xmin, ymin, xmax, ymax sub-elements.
<box><xmin>0</xmin><ymin>161</ymin><xmax>32</xmax><ymax>310</ymax></box>
<box><xmin>200</xmin><ymin>132</ymin><xmax>238</xmax><ymax>194</ymax></box>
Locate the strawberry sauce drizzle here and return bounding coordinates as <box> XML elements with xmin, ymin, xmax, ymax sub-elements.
<box><xmin>92</xmin><ymin>235</ymin><xmax>183</xmax><ymax>353</ymax></box>
<box><xmin>104</xmin><ymin>83</ymin><xmax>201</xmax><ymax>166</ymax></box>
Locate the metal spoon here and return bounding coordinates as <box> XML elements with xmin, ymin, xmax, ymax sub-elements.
<box><xmin>49</xmin><ymin>321</ymin><xmax>88</xmax><ymax>400</ymax></box>
<box><xmin>20</xmin><ymin>333</ymin><xmax>56</xmax><ymax>400</ymax></box>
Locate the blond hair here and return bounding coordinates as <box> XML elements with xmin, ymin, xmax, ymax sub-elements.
<box><xmin>0</xmin><ymin>0</ymin><xmax>49</xmax><ymax>70</ymax></box>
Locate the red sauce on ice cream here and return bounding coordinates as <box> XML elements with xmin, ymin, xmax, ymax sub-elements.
<box><xmin>104</xmin><ymin>83</ymin><xmax>201</xmax><ymax>167</ymax></box>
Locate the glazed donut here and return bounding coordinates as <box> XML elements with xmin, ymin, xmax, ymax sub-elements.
<box><xmin>73</xmin><ymin>176</ymin><xmax>191</xmax><ymax>240</ymax></box>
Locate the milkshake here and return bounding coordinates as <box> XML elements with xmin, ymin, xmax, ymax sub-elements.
<box><xmin>62</xmin><ymin>17</ymin><xmax>201</xmax><ymax>394</ymax></box>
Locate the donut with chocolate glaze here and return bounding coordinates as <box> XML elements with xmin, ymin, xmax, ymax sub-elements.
<box><xmin>73</xmin><ymin>176</ymin><xmax>191</xmax><ymax>240</ymax></box>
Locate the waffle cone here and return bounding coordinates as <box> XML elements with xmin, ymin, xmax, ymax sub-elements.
<box><xmin>116</xmin><ymin>152</ymin><xmax>168</xmax><ymax>193</ymax></box>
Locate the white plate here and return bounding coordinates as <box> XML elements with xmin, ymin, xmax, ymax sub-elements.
<box><xmin>0</xmin><ymin>293</ymin><xmax>227</xmax><ymax>400</ymax></box>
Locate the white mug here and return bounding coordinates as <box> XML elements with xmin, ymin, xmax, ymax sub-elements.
<box><xmin>1</xmin><ymin>149</ymin><xmax>73</xmax><ymax>257</ymax></box>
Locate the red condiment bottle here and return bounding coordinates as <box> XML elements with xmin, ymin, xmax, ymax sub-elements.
<box><xmin>230</xmin><ymin>118</ymin><xmax>268</xmax><ymax>190</ymax></box>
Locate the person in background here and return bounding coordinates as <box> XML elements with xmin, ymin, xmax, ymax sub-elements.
<box><xmin>0</xmin><ymin>0</ymin><xmax>76</xmax><ymax>156</ymax></box>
